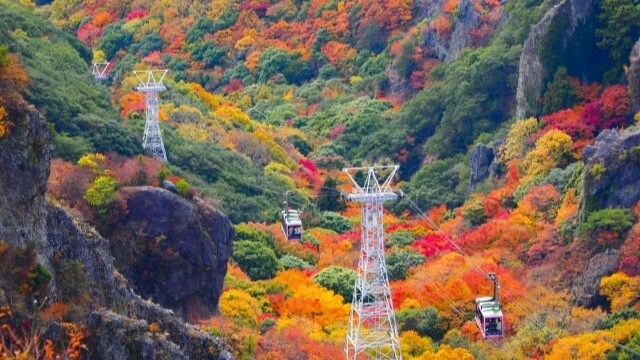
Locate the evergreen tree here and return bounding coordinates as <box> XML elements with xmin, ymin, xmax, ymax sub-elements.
<box><xmin>542</xmin><ymin>67</ymin><xmax>578</xmax><ymax>115</ymax></box>
<box><xmin>316</xmin><ymin>177</ymin><xmax>346</xmax><ymax>212</ymax></box>
<box><xmin>596</xmin><ymin>0</ymin><xmax>640</xmax><ymax>81</ymax></box>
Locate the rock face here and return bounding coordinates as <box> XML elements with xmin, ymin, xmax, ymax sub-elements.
<box><xmin>421</xmin><ymin>0</ymin><xmax>481</xmax><ymax>62</ymax></box>
<box><xmin>516</xmin><ymin>0</ymin><xmax>599</xmax><ymax>119</ymax></box>
<box><xmin>46</xmin><ymin>203</ymin><xmax>233</xmax><ymax>360</ymax></box>
<box><xmin>570</xmin><ymin>250</ymin><xmax>620</xmax><ymax>307</ymax></box>
<box><xmin>0</xmin><ymin>99</ymin><xmax>234</xmax><ymax>358</ymax></box>
<box><xmin>106</xmin><ymin>187</ymin><xmax>235</xmax><ymax>320</ymax></box>
<box><xmin>627</xmin><ymin>38</ymin><xmax>640</xmax><ymax>113</ymax></box>
<box><xmin>580</xmin><ymin>126</ymin><xmax>640</xmax><ymax>219</ymax></box>
<box><xmin>467</xmin><ymin>143</ymin><xmax>497</xmax><ymax>194</ymax></box>
<box><xmin>0</xmin><ymin>106</ymin><xmax>50</xmax><ymax>253</ymax></box>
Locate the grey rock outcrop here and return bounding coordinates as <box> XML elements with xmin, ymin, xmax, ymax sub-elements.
<box><xmin>627</xmin><ymin>38</ymin><xmax>640</xmax><ymax>113</ymax></box>
<box><xmin>516</xmin><ymin>0</ymin><xmax>599</xmax><ymax>119</ymax></box>
<box><xmin>580</xmin><ymin>126</ymin><xmax>640</xmax><ymax>219</ymax></box>
<box><xmin>0</xmin><ymin>100</ymin><xmax>234</xmax><ymax>358</ymax></box>
<box><xmin>106</xmin><ymin>187</ymin><xmax>235</xmax><ymax>319</ymax></box>
<box><xmin>467</xmin><ymin>143</ymin><xmax>497</xmax><ymax>194</ymax></box>
<box><xmin>0</xmin><ymin>106</ymin><xmax>50</xmax><ymax>255</ymax></box>
<box><xmin>570</xmin><ymin>250</ymin><xmax>620</xmax><ymax>307</ymax></box>
<box><xmin>162</xmin><ymin>180</ymin><xmax>177</xmax><ymax>193</ymax></box>
<box><xmin>421</xmin><ymin>0</ymin><xmax>482</xmax><ymax>62</ymax></box>
<box><xmin>46</xmin><ymin>202</ymin><xmax>234</xmax><ymax>360</ymax></box>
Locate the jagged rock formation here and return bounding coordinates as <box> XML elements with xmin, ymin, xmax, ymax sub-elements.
<box><xmin>580</xmin><ymin>126</ymin><xmax>640</xmax><ymax>219</ymax></box>
<box><xmin>516</xmin><ymin>0</ymin><xmax>599</xmax><ymax>119</ymax></box>
<box><xmin>627</xmin><ymin>38</ymin><xmax>640</xmax><ymax>113</ymax></box>
<box><xmin>467</xmin><ymin>143</ymin><xmax>499</xmax><ymax>194</ymax></box>
<box><xmin>421</xmin><ymin>0</ymin><xmax>481</xmax><ymax>62</ymax></box>
<box><xmin>0</xmin><ymin>105</ymin><xmax>50</xmax><ymax>254</ymax></box>
<box><xmin>46</xmin><ymin>203</ymin><xmax>233</xmax><ymax>359</ymax></box>
<box><xmin>105</xmin><ymin>187</ymin><xmax>235</xmax><ymax>320</ymax></box>
<box><xmin>570</xmin><ymin>250</ymin><xmax>620</xmax><ymax>307</ymax></box>
<box><xmin>0</xmin><ymin>95</ymin><xmax>233</xmax><ymax>358</ymax></box>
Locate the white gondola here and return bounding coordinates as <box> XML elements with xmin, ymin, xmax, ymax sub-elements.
<box><xmin>281</xmin><ymin>209</ymin><xmax>303</xmax><ymax>241</ymax></box>
<box><xmin>475</xmin><ymin>273</ymin><xmax>504</xmax><ymax>338</ymax></box>
<box><xmin>281</xmin><ymin>191</ymin><xmax>303</xmax><ymax>241</ymax></box>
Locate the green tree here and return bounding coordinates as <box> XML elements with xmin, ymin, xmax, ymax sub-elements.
<box><xmin>235</xmin><ymin>224</ymin><xmax>281</xmax><ymax>257</ymax></box>
<box><xmin>387</xmin><ymin>231</ymin><xmax>416</xmax><ymax>248</ymax></box>
<box><xmin>279</xmin><ymin>254</ymin><xmax>314</xmax><ymax>270</ymax></box>
<box><xmin>257</xmin><ymin>47</ymin><xmax>292</xmax><ymax>83</ymax></box>
<box><xmin>232</xmin><ymin>240</ymin><xmax>281</xmax><ymax>280</ymax></box>
<box><xmin>355</xmin><ymin>22</ymin><xmax>387</xmax><ymax>54</ymax></box>
<box><xmin>582</xmin><ymin>208</ymin><xmax>635</xmax><ymax>233</ymax></box>
<box><xmin>84</xmin><ymin>175</ymin><xmax>118</xmax><ymax>208</ymax></box>
<box><xmin>597</xmin><ymin>0</ymin><xmax>640</xmax><ymax>75</ymax></box>
<box><xmin>312</xmin><ymin>266</ymin><xmax>356</xmax><ymax>302</ymax></box>
<box><xmin>320</xmin><ymin>211</ymin><xmax>354</xmax><ymax>234</ymax></box>
<box><xmin>396</xmin><ymin>307</ymin><xmax>449</xmax><ymax>340</ymax></box>
<box><xmin>98</xmin><ymin>22</ymin><xmax>132</xmax><ymax>60</ymax></box>
<box><xmin>175</xmin><ymin>179</ymin><xmax>190</xmax><ymax>197</ymax></box>
<box><xmin>316</xmin><ymin>177</ymin><xmax>346</xmax><ymax>212</ymax></box>
<box><xmin>542</xmin><ymin>67</ymin><xmax>578</xmax><ymax>115</ymax></box>
<box><xmin>0</xmin><ymin>45</ymin><xmax>9</xmax><ymax>67</ymax></box>
<box><xmin>191</xmin><ymin>40</ymin><xmax>226</xmax><ymax>69</ymax></box>
<box><xmin>386</xmin><ymin>250</ymin><xmax>425</xmax><ymax>280</ymax></box>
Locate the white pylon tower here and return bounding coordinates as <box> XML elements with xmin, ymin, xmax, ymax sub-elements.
<box><xmin>134</xmin><ymin>70</ymin><xmax>168</xmax><ymax>162</ymax></box>
<box><xmin>91</xmin><ymin>62</ymin><xmax>110</xmax><ymax>82</ymax></box>
<box><xmin>344</xmin><ymin>165</ymin><xmax>402</xmax><ymax>360</ymax></box>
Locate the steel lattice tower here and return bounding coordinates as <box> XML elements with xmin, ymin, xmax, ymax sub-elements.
<box><xmin>344</xmin><ymin>165</ymin><xmax>402</xmax><ymax>360</ymax></box>
<box><xmin>91</xmin><ymin>62</ymin><xmax>110</xmax><ymax>82</ymax></box>
<box><xmin>134</xmin><ymin>70</ymin><xmax>168</xmax><ymax>162</ymax></box>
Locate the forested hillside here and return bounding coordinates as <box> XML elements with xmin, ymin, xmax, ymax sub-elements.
<box><xmin>1</xmin><ymin>0</ymin><xmax>640</xmax><ymax>358</ymax></box>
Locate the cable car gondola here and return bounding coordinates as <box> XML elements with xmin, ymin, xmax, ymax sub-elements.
<box><xmin>281</xmin><ymin>191</ymin><xmax>303</xmax><ymax>241</ymax></box>
<box><xmin>475</xmin><ymin>273</ymin><xmax>504</xmax><ymax>338</ymax></box>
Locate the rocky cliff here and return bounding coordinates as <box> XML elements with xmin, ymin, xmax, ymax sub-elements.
<box><xmin>105</xmin><ymin>187</ymin><xmax>235</xmax><ymax>320</ymax></box>
<box><xmin>0</xmin><ymin>105</ymin><xmax>50</xmax><ymax>256</ymax></box>
<box><xmin>420</xmin><ymin>0</ymin><xmax>482</xmax><ymax>62</ymax></box>
<box><xmin>46</xmin><ymin>203</ymin><xmax>234</xmax><ymax>359</ymax></box>
<box><xmin>467</xmin><ymin>142</ymin><xmax>501</xmax><ymax>194</ymax></box>
<box><xmin>627</xmin><ymin>38</ymin><xmax>640</xmax><ymax>113</ymax></box>
<box><xmin>0</xmin><ymin>93</ymin><xmax>234</xmax><ymax>358</ymax></box>
<box><xmin>516</xmin><ymin>0</ymin><xmax>599</xmax><ymax>119</ymax></box>
<box><xmin>570</xmin><ymin>250</ymin><xmax>620</xmax><ymax>307</ymax></box>
<box><xmin>580</xmin><ymin>126</ymin><xmax>640</xmax><ymax>219</ymax></box>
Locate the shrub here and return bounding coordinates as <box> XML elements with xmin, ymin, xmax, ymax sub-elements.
<box><xmin>396</xmin><ymin>307</ymin><xmax>449</xmax><ymax>340</ymax></box>
<box><xmin>387</xmin><ymin>231</ymin><xmax>416</xmax><ymax>248</ymax></box>
<box><xmin>235</xmin><ymin>224</ymin><xmax>281</xmax><ymax>257</ymax></box>
<box><xmin>312</xmin><ymin>266</ymin><xmax>356</xmax><ymax>303</ymax></box>
<box><xmin>232</xmin><ymin>241</ymin><xmax>281</xmax><ymax>280</ymax></box>
<box><xmin>386</xmin><ymin>250</ymin><xmax>425</xmax><ymax>280</ymax></box>
<box><xmin>175</xmin><ymin>178</ymin><xmax>190</xmax><ymax>197</ymax></box>
<box><xmin>279</xmin><ymin>254</ymin><xmax>314</xmax><ymax>270</ymax></box>
<box><xmin>582</xmin><ymin>208</ymin><xmax>635</xmax><ymax>233</ymax></box>
<box><xmin>320</xmin><ymin>211</ymin><xmax>353</xmax><ymax>234</ymax></box>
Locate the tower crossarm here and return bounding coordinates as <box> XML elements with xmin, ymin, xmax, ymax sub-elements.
<box><xmin>134</xmin><ymin>70</ymin><xmax>168</xmax><ymax>92</ymax></box>
<box><xmin>343</xmin><ymin>165</ymin><xmax>399</xmax><ymax>201</ymax></box>
<box><xmin>91</xmin><ymin>62</ymin><xmax>110</xmax><ymax>82</ymax></box>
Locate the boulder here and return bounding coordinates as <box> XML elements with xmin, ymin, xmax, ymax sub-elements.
<box><xmin>105</xmin><ymin>187</ymin><xmax>235</xmax><ymax>319</ymax></box>
<box><xmin>580</xmin><ymin>126</ymin><xmax>640</xmax><ymax>219</ymax></box>
<box><xmin>162</xmin><ymin>180</ymin><xmax>177</xmax><ymax>193</ymax></box>
<box><xmin>46</xmin><ymin>202</ymin><xmax>234</xmax><ymax>360</ymax></box>
<box><xmin>467</xmin><ymin>143</ymin><xmax>496</xmax><ymax>194</ymax></box>
<box><xmin>570</xmin><ymin>250</ymin><xmax>620</xmax><ymax>307</ymax></box>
